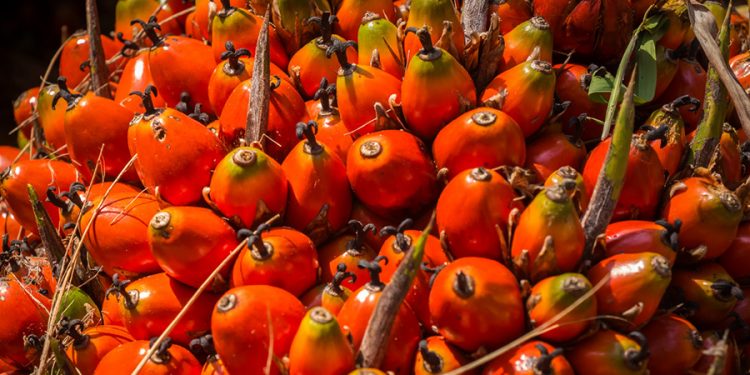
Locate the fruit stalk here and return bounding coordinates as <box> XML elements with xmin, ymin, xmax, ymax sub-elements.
<box><xmin>688</xmin><ymin>5</ymin><xmax>731</xmax><ymax>167</ymax></box>
<box><xmin>359</xmin><ymin>213</ymin><xmax>435</xmax><ymax>368</ymax></box>
<box><xmin>85</xmin><ymin>0</ymin><xmax>111</xmax><ymax>98</ymax></box>
<box><xmin>581</xmin><ymin>69</ymin><xmax>638</xmax><ymax>262</ymax></box>
<box><xmin>461</xmin><ymin>0</ymin><xmax>489</xmax><ymax>37</ymax></box>
<box><xmin>245</xmin><ymin>9</ymin><xmax>271</xmax><ymax>146</ymax></box>
<box><xmin>685</xmin><ymin>0</ymin><xmax>750</xmax><ymax>139</ymax></box>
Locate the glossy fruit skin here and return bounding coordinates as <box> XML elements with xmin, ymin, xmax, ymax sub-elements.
<box><xmin>402</xmin><ymin>46</ymin><xmax>476</xmax><ymax>141</ymax></box>
<box><xmin>527</xmin><ymin>273</ymin><xmax>597</xmax><ymax>343</ymax></box>
<box><xmin>37</xmin><ymin>84</ymin><xmax>71</xmax><ymax>150</ymax></box>
<box><xmin>656</xmin><ymin>58</ymin><xmax>706</xmax><ymax>131</ymax></box>
<box><xmin>433</xmin><ymin>108</ymin><xmax>525</xmax><ymax>179</ymax></box>
<box><xmin>148</xmin><ymin>36</ymin><xmax>217</xmax><ymax>112</ymax></box>
<box><xmin>437</xmin><ymin>168</ymin><xmax>522</xmax><ymax>260</ymax></box>
<box><xmin>511</xmin><ymin>185</ymin><xmax>585</xmax><ymax>281</ymax></box>
<box><xmin>80</xmin><ymin>191</ymin><xmax>160</xmax><ymax>277</ymax></box>
<box><xmin>641</xmin><ymin>314</ymin><xmax>703</xmax><ymax>375</ymax></box>
<box><xmin>290</xmin><ymin>35</ymin><xmax>357</xmax><ymax>99</ymax></box>
<box><xmin>59</xmin><ymin>32</ymin><xmax>119</xmax><ymax>88</ymax></box>
<box><xmin>604</xmin><ymin>221</ymin><xmax>678</xmax><ymax>265</ymax></box>
<box><xmin>93</xmin><ymin>339</ymin><xmax>202</xmax><ymax>375</ymax></box>
<box><xmin>429</xmin><ymin>257</ymin><xmax>525</xmax><ymax>352</ymax></box>
<box><xmin>482</xmin><ymin>341</ymin><xmax>574</xmax><ymax>375</ymax></box>
<box><xmin>208</xmin><ymin>147</ymin><xmax>288</xmax><ymax>228</ymax></box>
<box><xmin>346</xmin><ymin>130</ymin><xmax>437</xmax><ymax>219</ymax></box>
<box><xmin>717</xmin><ymin>125</ymin><xmax>743</xmax><ymax>189</ymax></box>
<box><xmin>63</xmin><ymin>93</ymin><xmax>139</xmax><ymax>182</ymax></box>
<box><xmin>282</xmin><ymin>136</ymin><xmax>352</xmax><ymax>242</ymax></box>
<box><xmin>640</xmin><ymin>104</ymin><xmax>688</xmax><ymax>178</ymax></box>
<box><xmin>0</xmin><ymin>276</ymin><xmax>50</xmax><ymax>369</ymax></box>
<box><xmin>317</xmin><ymin>234</ymin><xmax>376</xmax><ymax>288</ymax></box>
<box><xmin>357</xmin><ymin>16</ymin><xmax>403</xmax><ymax>79</ymax></box>
<box><xmin>414</xmin><ymin>336</ymin><xmax>470</xmax><ymax>375</ymax></box>
<box><xmin>231</xmin><ymin>227</ymin><xmax>319</xmax><ymax>297</ymax></box>
<box><xmin>312</xmin><ymin>107</ymin><xmax>353</xmax><ymax>165</ymax></box>
<box><xmin>117</xmin><ymin>273</ymin><xmax>217</xmax><ymax>346</ymax></box>
<box><xmin>583</xmin><ymin>136</ymin><xmax>666</xmax><ymax>221</ymax></box>
<box><xmin>0</xmin><ymin>147</ymin><xmax>27</xmax><ymax>173</ymax></box>
<box><xmin>12</xmin><ymin>87</ymin><xmax>39</xmax><ymax>138</ymax></box>
<box><xmin>588</xmin><ymin>252</ymin><xmax>672</xmax><ymax>328</ymax></box>
<box><xmin>554</xmin><ymin>64</ymin><xmax>607</xmax><ymax>141</ymax></box>
<box><xmin>116</xmin><ymin>50</ymin><xmax>167</xmax><ymax>113</ymax></box>
<box><xmin>335</xmin><ymin>63</ymin><xmax>402</xmax><ymax>138</ymax></box>
<box><xmin>719</xmin><ymin>221</ymin><xmax>750</xmax><ymax>282</ymax></box>
<box><xmin>501</xmin><ymin>17</ymin><xmax>553</xmax><ymax>70</ymax></box>
<box><xmin>289</xmin><ymin>307</ymin><xmax>354</xmax><ymax>375</ymax></box>
<box><xmin>219</xmin><ymin>77</ymin><xmax>308</xmax><ymax>160</ymax></box>
<box><xmin>335</xmin><ymin>0</ymin><xmax>394</xmax><ymax>41</ymax></box>
<box><xmin>337</xmin><ymin>282</ymin><xmax>421</xmax><ymax>375</ymax></box>
<box><xmin>380</xmin><ymin>230</ymin><xmax>448</xmax><ymax>273</ymax></box>
<box><xmin>533</xmin><ymin>0</ymin><xmax>634</xmax><ymax>64</ymax></box>
<box><xmin>211</xmin><ymin>8</ymin><xmax>289</xmax><ymax>70</ymax></box>
<box><xmin>101</xmin><ymin>292</ymin><xmax>124</xmax><ymax>327</ymax></box>
<box><xmin>731</xmin><ymin>51</ymin><xmax>750</xmax><ymax>90</ymax></box>
<box><xmin>404</xmin><ymin>0</ymin><xmax>464</xmax><ymax>61</ymax></box>
<box><xmin>148</xmin><ymin>206</ymin><xmax>238</xmax><ymax>289</ymax></box>
<box><xmin>65</xmin><ymin>325</ymin><xmax>134</xmax><ymax>375</ymax></box>
<box><xmin>129</xmin><ymin>107</ymin><xmax>226</xmax><ymax>206</ymax></box>
<box><xmin>492</xmin><ymin>1</ymin><xmax>533</xmax><ymax>35</ymax></box>
<box><xmin>191</xmin><ymin>0</ymin><xmax>247</xmax><ymax>41</ymax></box>
<box><xmin>212</xmin><ymin>285</ymin><xmax>305</xmax><ymax>375</ymax></box>
<box><xmin>115</xmin><ymin>0</ymin><xmax>182</xmax><ymax>41</ymax></box>
<box><xmin>1</xmin><ymin>159</ymin><xmax>80</xmax><ymax>235</ymax></box>
<box><xmin>566</xmin><ymin>330</ymin><xmax>648</xmax><ymax>375</ymax></box>
<box><xmin>525</xmin><ymin>125</ymin><xmax>586</xmax><ymax>181</ymax></box>
<box><xmin>481</xmin><ymin>60</ymin><xmax>556</xmax><ymax>137</ymax></box>
<box><xmin>671</xmin><ymin>263</ymin><xmax>742</xmax><ymax>327</ymax></box>
<box><xmin>663</xmin><ymin>177</ymin><xmax>742</xmax><ymax>261</ymax></box>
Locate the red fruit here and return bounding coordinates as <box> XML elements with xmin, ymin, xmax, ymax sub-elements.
<box><xmin>641</xmin><ymin>314</ymin><xmax>703</xmax><ymax>375</ymax></box>
<box><xmin>52</xmin><ymin>77</ymin><xmax>138</xmax><ymax>182</ymax></box>
<box><xmin>717</xmin><ymin>124</ymin><xmax>743</xmax><ymax>189</ymax></box>
<box><xmin>0</xmin><ymin>147</ymin><xmax>27</xmax><ymax>173</ymax></box>
<box><xmin>61</xmin><ymin>322</ymin><xmax>134</xmax><ymax>375</ymax></box>
<box><xmin>211</xmin><ymin>2</ymin><xmax>289</xmax><ymax>70</ymax></box>
<box><xmin>663</xmin><ymin>177</ymin><xmax>742</xmax><ymax>261</ymax></box>
<box><xmin>658</xmin><ymin>1</ymin><xmax>690</xmax><ymax>50</ymax></box>
<box><xmin>525</xmin><ymin>121</ymin><xmax>587</xmax><ymax>181</ymax></box>
<box><xmin>437</xmin><ymin>167</ymin><xmax>522</xmax><ymax>260</ymax></box>
<box><xmin>639</xmin><ymin>96</ymin><xmax>696</xmax><ymax>177</ymax></box>
<box><xmin>308</xmin><ymin>79</ymin><xmax>354</xmax><ymax>163</ymax></box>
<box><xmin>583</xmin><ymin>133</ymin><xmax>666</xmax><ymax>221</ymax></box>
<box><xmin>604</xmin><ymin>220</ymin><xmax>680</xmax><ymax>265</ymax></box>
<box><xmin>282</xmin><ymin>121</ymin><xmax>352</xmax><ymax>243</ymax></box>
<box><xmin>107</xmin><ymin>273</ymin><xmax>217</xmax><ymax>346</ymax></box>
<box><xmin>0</xmin><ymin>275</ymin><xmax>50</xmax><ymax>369</ymax></box>
<box><xmin>101</xmin><ymin>292</ymin><xmax>124</xmax><ymax>327</ymax></box>
<box><xmin>148</xmin><ymin>206</ymin><xmax>238</xmax><ymax>289</ymax></box>
<box><xmin>731</xmin><ymin>51</ymin><xmax>750</xmax><ymax>90</ymax></box>
<box><xmin>329</xmin><ymin>40</ymin><xmax>402</xmax><ymax>137</ymax></box>
<box><xmin>59</xmin><ymin>31</ymin><xmax>119</xmax><ymax>88</ymax></box>
<box><xmin>433</xmin><ymin>108</ymin><xmax>526</xmax><ymax>180</ymax></box>
<box><xmin>346</xmin><ymin>130</ymin><xmax>437</xmax><ymax>219</ymax></box>
<box><xmin>115</xmin><ymin>49</ymin><xmax>166</xmax><ymax>113</ymax></box>
<box><xmin>219</xmin><ymin>76</ymin><xmax>308</xmax><ymax>160</ymax></box>
<box><xmin>567</xmin><ymin>330</ymin><xmax>649</xmax><ymax>375</ymax></box>
<box><xmin>349</xmin><ymin>201</ymin><xmax>390</xmax><ymax>250</ymax></box>
<box><xmin>115</xmin><ymin>0</ymin><xmax>182</xmax><ymax>41</ymax></box>
<box><xmin>527</xmin><ymin>273</ymin><xmax>597</xmax><ymax>343</ymax></box>
<box><xmin>533</xmin><ymin>0</ymin><xmax>634</xmax><ymax>64</ymax></box>
<box><xmin>482</xmin><ymin>341</ymin><xmax>574</xmax><ymax>375</ymax></box>
<box><xmin>208</xmin><ymin>147</ymin><xmax>288</xmax><ymax>228</ymax></box>
<box><xmin>378</xmin><ymin>219</ymin><xmax>448</xmax><ymax>276</ymax></box>
<box><xmin>404</xmin><ymin>0</ymin><xmax>464</xmax><ymax>61</ymax></box>
<box><xmin>301</xmin><ymin>264</ymin><xmax>357</xmax><ymax>315</ymax></box>
<box><xmin>657</xmin><ymin>57</ymin><xmax>706</xmax><ymax>131</ymax></box>
<box><xmin>335</xmin><ymin>0</ymin><xmax>395</xmax><ymax>41</ymax></box>
<box><xmin>481</xmin><ymin>60</ymin><xmax>556</xmax><ymax>137</ymax></box>
<box><xmin>429</xmin><ymin>257</ymin><xmax>525</xmax><ymax>352</ymax></box>
<box><xmin>93</xmin><ymin>339</ymin><xmax>201</xmax><ymax>375</ymax></box>
<box><xmin>211</xmin><ymin>285</ymin><xmax>305</xmax><ymax>375</ymax></box>
<box><xmin>128</xmin><ymin>88</ymin><xmax>226</xmax><ymax>206</ymax></box>
<box><xmin>9</xmin><ymin>256</ymin><xmax>56</xmax><ymax>297</ymax></box>
<box><xmin>231</xmin><ymin>225</ymin><xmax>319</xmax><ymax>297</ymax></box>
<box><xmin>554</xmin><ymin>64</ymin><xmax>607</xmax><ymax>142</ymax></box>
<box><xmin>12</xmin><ymin>87</ymin><xmax>39</xmax><ymax>138</ymax></box>
<box><xmin>511</xmin><ymin>184</ymin><xmax>585</xmax><ymax>281</ymax></box>
<box><xmin>492</xmin><ymin>0</ymin><xmax>533</xmax><ymax>34</ymax></box>
<box><xmin>500</xmin><ymin>17</ymin><xmax>553</xmax><ymax>70</ymax></box>
<box><xmin>1</xmin><ymin>159</ymin><xmax>80</xmax><ymax>236</ymax></box>
<box><xmin>288</xmin><ymin>307</ymin><xmax>355</xmax><ymax>375</ymax></box>
<box><xmin>719</xmin><ymin>221</ymin><xmax>750</xmax><ymax>282</ymax></box>
<box><xmin>337</xmin><ymin>258</ymin><xmax>421</xmax><ymax>375</ymax></box>
<box><xmin>357</xmin><ymin>14</ymin><xmax>404</xmax><ymax>79</ymax></box>
<box><xmin>37</xmin><ymin>84</ymin><xmax>73</xmax><ymax>151</ymax></box>
<box><xmin>414</xmin><ymin>337</ymin><xmax>471</xmax><ymax>375</ymax></box>
<box><xmin>587</xmin><ymin>252</ymin><xmax>672</xmax><ymax>328</ymax></box>
<box><xmin>317</xmin><ymin>220</ymin><xmax>377</xmax><ymax>288</ymax></box>
<box><xmin>670</xmin><ymin>263</ymin><xmax>743</xmax><ymax>327</ymax></box>
<box><xmin>191</xmin><ymin>0</ymin><xmax>247</xmax><ymax>41</ymax></box>
<box><xmin>401</xmin><ymin>26</ymin><xmax>476</xmax><ymax>141</ymax></box>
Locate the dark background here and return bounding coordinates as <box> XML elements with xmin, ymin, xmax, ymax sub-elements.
<box><xmin>1</xmin><ymin>0</ymin><xmax>117</xmax><ymax>146</ymax></box>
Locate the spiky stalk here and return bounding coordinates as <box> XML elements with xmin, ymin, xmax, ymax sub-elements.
<box><xmin>85</xmin><ymin>0</ymin><xmax>111</xmax><ymax>98</ymax></box>
<box><xmin>245</xmin><ymin>9</ymin><xmax>271</xmax><ymax>146</ymax></box>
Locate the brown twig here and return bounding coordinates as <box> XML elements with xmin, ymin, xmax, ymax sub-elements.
<box><xmin>245</xmin><ymin>9</ymin><xmax>272</xmax><ymax>146</ymax></box>
<box><xmin>85</xmin><ymin>0</ymin><xmax>111</xmax><ymax>98</ymax></box>
<box><xmin>461</xmin><ymin>0</ymin><xmax>489</xmax><ymax>40</ymax></box>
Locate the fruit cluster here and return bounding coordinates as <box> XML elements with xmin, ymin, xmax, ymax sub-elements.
<box><xmin>4</xmin><ymin>0</ymin><xmax>750</xmax><ymax>374</ymax></box>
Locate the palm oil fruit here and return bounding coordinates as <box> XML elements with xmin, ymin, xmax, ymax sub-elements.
<box><xmin>404</xmin><ymin>0</ymin><xmax>464</xmax><ymax>61</ymax></box>
<box><xmin>482</xmin><ymin>341</ymin><xmax>574</xmax><ymax>375</ymax></box>
<box><xmin>670</xmin><ymin>262</ymin><xmax>744</xmax><ymax>327</ymax></box>
<box><xmin>527</xmin><ymin>273</ymin><xmax>597</xmax><ymax>343</ymax></box>
<box><xmin>414</xmin><ymin>337</ymin><xmax>470</xmax><ymax>375</ymax></box>
<box><xmin>317</xmin><ymin>219</ymin><xmax>377</xmax><ymax>287</ymax></box>
<box><xmin>358</xmin><ymin>13</ymin><xmax>404</xmax><ymax>79</ymax></box>
<box><xmin>401</xmin><ymin>26</ymin><xmax>476</xmax><ymax>141</ymax></box>
<box><xmin>500</xmin><ymin>16</ymin><xmax>553</xmax><ymax>70</ymax></box>
<box><xmin>604</xmin><ymin>220</ymin><xmax>681</xmax><ymax>265</ymax></box>
<box><xmin>640</xmin><ymin>95</ymin><xmax>698</xmax><ymax>177</ymax></box>
<box><xmin>567</xmin><ymin>330</ymin><xmax>650</xmax><ymax>375</ymax></box>
<box><xmin>288</xmin><ymin>307</ymin><xmax>355</xmax><ymax>375</ymax></box>
<box><xmin>335</xmin><ymin>0</ymin><xmax>395</xmax><ymax>41</ymax></box>
<box><xmin>641</xmin><ymin>314</ymin><xmax>703</xmax><ymax>375</ymax></box>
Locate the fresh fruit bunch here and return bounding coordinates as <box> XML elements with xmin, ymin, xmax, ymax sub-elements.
<box><xmin>5</xmin><ymin>0</ymin><xmax>750</xmax><ymax>374</ymax></box>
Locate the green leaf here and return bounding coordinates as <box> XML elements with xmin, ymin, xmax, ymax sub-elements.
<box><xmin>643</xmin><ymin>13</ymin><xmax>669</xmax><ymax>41</ymax></box>
<box><xmin>588</xmin><ymin>70</ymin><xmax>619</xmax><ymax>104</ymax></box>
<box><xmin>634</xmin><ymin>34</ymin><xmax>657</xmax><ymax>104</ymax></box>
